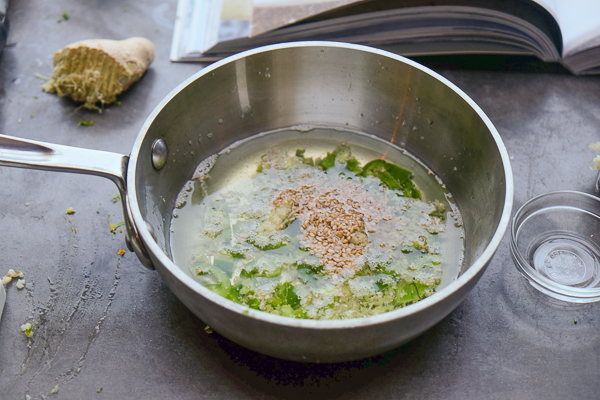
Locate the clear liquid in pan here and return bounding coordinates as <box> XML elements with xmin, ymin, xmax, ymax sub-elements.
<box><xmin>170</xmin><ymin>127</ymin><xmax>464</xmax><ymax>320</ymax></box>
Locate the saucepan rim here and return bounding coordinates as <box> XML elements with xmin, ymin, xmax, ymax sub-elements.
<box><xmin>127</xmin><ymin>41</ymin><xmax>514</xmax><ymax>330</ymax></box>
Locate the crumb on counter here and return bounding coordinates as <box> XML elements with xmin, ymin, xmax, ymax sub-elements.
<box><xmin>16</xmin><ymin>279</ymin><xmax>25</xmax><ymax>290</ymax></box>
<box><xmin>2</xmin><ymin>269</ymin><xmax>24</xmax><ymax>285</ymax></box>
<box><xmin>21</xmin><ymin>323</ymin><xmax>33</xmax><ymax>338</ymax></box>
<box><xmin>590</xmin><ymin>142</ymin><xmax>600</xmax><ymax>170</ymax></box>
<box><xmin>34</xmin><ymin>72</ymin><xmax>49</xmax><ymax>80</ymax></box>
<box><xmin>108</xmin><ymin>216</ymin><xmax>125</xmax><ymax>236</ymax></box>
<box><xmin>117</xmin><ymin>248</ymin><xmax>125</xmax><ymax>256</ymax></box>
<box><xmin>66</xmin><ymin>207</ymin><xmax>75</xmax><ymax>214</ymax></box>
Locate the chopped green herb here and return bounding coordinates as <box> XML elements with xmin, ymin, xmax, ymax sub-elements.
<box><xmin>78</xmin><ymin>120</ymin><xmax>94</xmax><ymax>127</ymax></box>
<box><xmin>317</xmin><ymin>151</ymin><xmax>337</xmax><ymax>170</ymax></box>
<box><xmin>62</xmin><ymin>11</ymin><xmax>69</xmax><ymax>20</ymax></box>
<box><xmin>111</xmin><ymin>194</ymin><xmax>120</xmax><ymax>203</ymax></box>
<box><xmin>302</xmin><ymin>157</ymin><xmax>314</xmax><ymax>166</ymax></box>
<box><xmin>226</xmin><ymin>251</ymin><xmax>245</xmax><ymax>259</ymax></box>
<box><xmin>240</xmin><ymin>266</ymin><xmax>282</xmax><ymax>278</ymax></box>
<box><xmin>358</xmin><ymin>159</ymin><xmax>421</xmax><ymax>198</ymax></box>
<box><xmin>296</xmin><ymin>263</ymin><xmax>325</xmax><ymax>276</ymax></box>
<box><xmin>246</xmin><ymin>239</ymin><xmax>287</xmax><ymax>251</ymax></box>
<box><xmin>97</xmin><ymin>387</ymin><xmax>103</xmax><ymax>393</ymax></box>
<box><xmin>107</xmin><ymin>215</ymin><xmax>125</xmax><ymax>237</ymax></box>
<box><xmin>316</xmin><ymin>144</ymin><xmax>352</xmax><ymax>170</ymax></box>
<box><xmin>345</xmin><ymin>158</ymin><xmax>362</xmax><ymax>174</ymax></box>
<box><xmin>273</xmin><ymin>282</ymin><xmax>301</xmax><ymax>309</ymax></box>
<box><xmin>429</xmin><ymin>211</ymin><xmax>445</xmax><ymax>219</ymax></box>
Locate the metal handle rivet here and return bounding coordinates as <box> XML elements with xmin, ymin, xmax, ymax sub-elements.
<box><xmin>152</xmin><ymin>139</ymin><xmax>168</xmax><ymax>170</ymax></box>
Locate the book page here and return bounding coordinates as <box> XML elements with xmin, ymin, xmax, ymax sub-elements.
<box><xmin>222</xmin><ymin>0</ymin><xmax>252</xmax><ymax>20</ymax></box>
<box><xmin>535</xmin><ymin>0</ymin><xmax>600</xmax><ymax>56</ymax></box>
<box><xmin>251</xmin><ymin>0</ymin><xmax>364</xmax><ymax>37</ymax></box>
<box><xmin>218</xmin><ymin>0</ymin><xmax>252</xmax><ymax>43</ymax></box>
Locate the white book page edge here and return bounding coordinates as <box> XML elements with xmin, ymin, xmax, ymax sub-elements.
<box><xmin>535</xmin><ymin>0</ymin><xmax>600</xmax><ymax>56</ymax></box>
<box><xmin>170</xmin><ymin>0</ymin><xmax>191</xmax><ymax>61</ymax></box>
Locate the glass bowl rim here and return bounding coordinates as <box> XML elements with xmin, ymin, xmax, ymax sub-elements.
<box><xmin>510</xmin><ymin>190</ymin><xmax>600</xmax><ymax>301</ymax></box>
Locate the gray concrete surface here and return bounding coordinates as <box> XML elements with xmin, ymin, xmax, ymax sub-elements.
<box><xmin>0</xmin><ymin>1</ymin><xmax>599</xmax><ymax>399</ymax></box>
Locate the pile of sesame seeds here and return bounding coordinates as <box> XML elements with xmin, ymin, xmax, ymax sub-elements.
<box><xmin>273</xmin><ymin>181</ymin><xmax>393</xmax><ymax>275</ymax></box>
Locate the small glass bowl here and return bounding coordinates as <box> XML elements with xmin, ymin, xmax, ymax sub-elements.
<box><xmin>511</xmin><ymin>191</ymin><xmax>600</xmax><ymax>303</ymax></box>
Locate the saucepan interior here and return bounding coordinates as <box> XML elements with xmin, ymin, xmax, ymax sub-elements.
<box><xmin>128</xmin><ymin>42</ymin><xmax>512</xmax><ymax>362</ymax></box>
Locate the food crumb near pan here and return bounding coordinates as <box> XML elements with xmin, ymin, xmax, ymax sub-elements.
<box><xmin>590</xmin><ymin>142</ymin><xmax>600</xmax><ymax>169</ymax></box>
<box><xmin>20</xmin><ymin>322</ymin><xmax>33</xmax><ymax>338</ymax></box>
<box><xmin>2</xmin><ymin>269</ymin><xmax>24</xmax><ymax>286</ymax></box>
<box><xmin>1</xmin><ymin>269</ymin><xmax>27</xmax><ymax>329</ymax></box>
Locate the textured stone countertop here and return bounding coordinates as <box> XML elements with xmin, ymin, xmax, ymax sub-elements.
<box><xmin>0</xmin><ymin>1</ymin><xmax>599</xmax><ymax>399</ymax></box>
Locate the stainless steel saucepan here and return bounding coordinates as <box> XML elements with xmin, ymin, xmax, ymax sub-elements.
<box><xmin>0</xmin><ymin>42</ymin><xmax>513</xmax><ymax>362</ymax></box>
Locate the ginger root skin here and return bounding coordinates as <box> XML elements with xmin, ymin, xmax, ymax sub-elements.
<box><xmin>42</xmin><ymin>37</ymin><xmax>155</xmax><ymax>110</ymax></box>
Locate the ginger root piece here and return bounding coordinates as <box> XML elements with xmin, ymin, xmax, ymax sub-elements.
<box><xmin>42</xmin><ymin>37</ymin><xmax>155</xmax><ymax>110</ymax></box>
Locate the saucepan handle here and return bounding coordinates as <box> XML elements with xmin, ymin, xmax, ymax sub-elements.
<box><xmin>0</xmin><ymin>134</ymin><xmax>155</xmax><ymax>270</ymax></box>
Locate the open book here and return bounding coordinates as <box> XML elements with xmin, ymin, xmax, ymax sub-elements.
<box><xmin>170</xmin><ymin>0</ymin><xmax>600</xmax><ymax>75</ymax></box>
